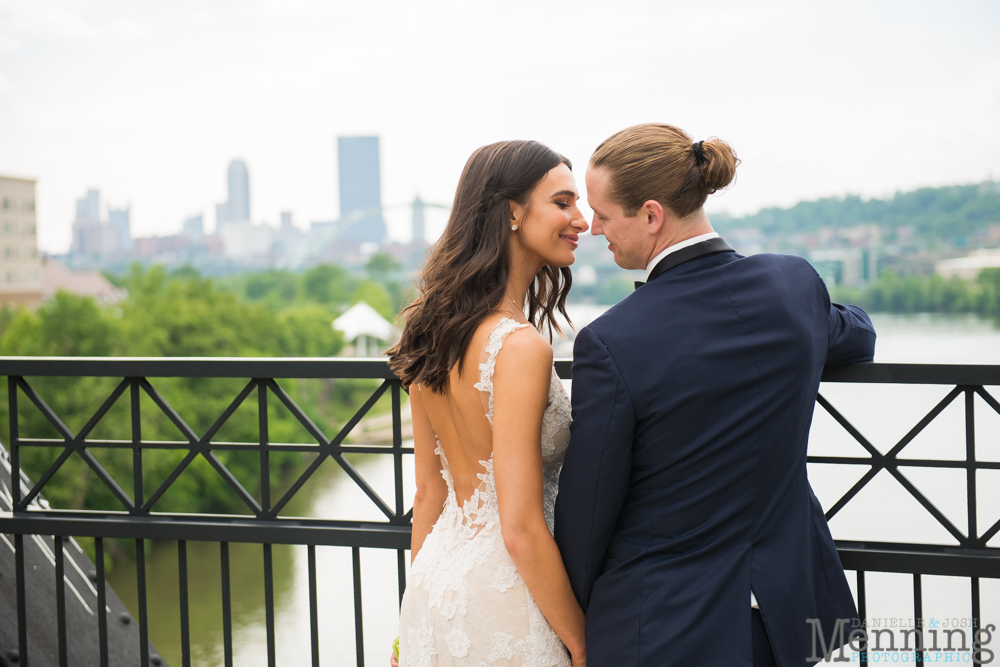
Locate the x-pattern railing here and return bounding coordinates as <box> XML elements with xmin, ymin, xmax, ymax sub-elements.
<box><xmin>812</xmin><ymin>369</ymin><xmax>1000</xmax><ymax>550</ymax></box>
<box><xmin>1</xmin><ymin>358</ymin><xmax>999</xmax><ymax>667</ymax></box>
<box><xmin>1</xmin><ymin>358</ymin><xmax>415</xmax><ymax>667</ymax></box>
<box><xmin>811</xmin><ymin>363</ymin><xmax>1000</xmax><ymax>662</ymax></box>
<box><xmin>6</xmin><ymin>361</ymin><xmax>412</xmax><ymax>525</ymax></box>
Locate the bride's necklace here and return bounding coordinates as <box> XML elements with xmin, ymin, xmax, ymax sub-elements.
<box><xmin>506</xmin><ymin>293</ymin><xmax>527</xmax><ymax>320</ymax></box>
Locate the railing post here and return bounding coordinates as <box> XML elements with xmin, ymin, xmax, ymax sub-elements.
<box><xmin>178</xmin><ymin>540</ymin><xmax>191</xmax><ymax>667</ymax></box>
<box><xmin>131</xmin><ymin>379</ymin><xmax>144</xmax><ymax>511</ymax></box>
<box><xmin>353</xmin><ymin>546</ymin><xmax>365</xmax><ymax>667</ymax></box>
<box><xmin>15</xmin><ymin>533</ymin><xmax>27</xmax><ymax>666</ymax></box>
<box><xmin>392</xmin><ymin>381</ymin><xmax>404</xmax><ymax>520</ymax></box>
<box><xmin>258</xmin><ymin>378</ymin><xmax>271</xmax><ymax>516</ymax></box>
<box><xmin>393</xmin><ymin>381</ymin><xmax>408</xmax><ymax>605</ymax></box>
<box><xmin>96</xmin><ymin>537</ymin><xmax>109</xmax><ymax>667</ymax></box>
<box><xmin>55</xmin><ymin>535</ymin><xmax>68</xmax><ymax>667</ymax></box>
<box><xmin>398</xmin><ymin>549</ymin><xmax>407</xmax><ymax>607</ymax></box>
<box><xmin>308</xmin><ymin>544</ymin><xmax>320</xmax><ymax>667</ymax></box>
<box><xmin>972</xmin><ymin>577</ymin><xmax>981</xmax><ymax>632</ymax></box>
<box><xmin>9</xmin><ymin>375</ymin><xmax>20</xmax><ymax>509</ymax></box>
<box><xmin>137</xmin><ymin>538</ymin><xmax>150</xmax><ymax>667</ymax></box>
<box><xmin>221</xmin><ymin>541</ymin><xmax>233</xmax><ymax>667</ymax></box>
<box><xmin>913</xmin><ymin>573</ymin><xmax>924</xmax><ymax>662</ymax></box>
<box><xmin>965</xmin><ymin>388</ymin><xmax>978</xmax><ymax>545</ymax></box>
<box><xmin>856</xmin><ymin>571</ymin><xmax>867</xmax><ymax>664</ymax></box>
<box><xmin>263</xmin><ymin>543</ymin><xmax>276</xmax><ymax>667</ymax></box>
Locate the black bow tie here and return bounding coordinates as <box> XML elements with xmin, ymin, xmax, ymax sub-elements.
<box><xmin>633</xmin><ymin>237</ymin><xmax>735</xmax><ymax>290</ymax></box>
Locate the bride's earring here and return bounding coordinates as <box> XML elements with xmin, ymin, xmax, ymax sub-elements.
<box><xmin>511</xmin><ymin>224</ymin><xmax>518</xmax><ymax>231</ymax></box>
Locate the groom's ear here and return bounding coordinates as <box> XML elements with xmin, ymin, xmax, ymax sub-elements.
<box><xmin>641</xmin><ymin>199</ymin><xmax>665</xmax><ymax>236</ymax></box>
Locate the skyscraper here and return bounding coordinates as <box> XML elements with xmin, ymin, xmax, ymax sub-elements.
<box><xmin>216</xmin><ymin>159</ymin><xmax>250</xmax><ymax>225</ymax></box>
<box><xmin>108</xmin><ymin>205</ymin><xmax>131</xmax><ymax>253</ymax></box>
<box><xmin>411</xmin><ymin>195</ymin><xmax>426</xmax><ymax>245</ymax></box>
<box><xmin>337</xmin><ymin>136</ymin><xmax>385</xmax><ymax>243</ymax></box>
<box><xmin>71</xmin><ymin>189</ymin><xmax>106</xmax><ymax>256</ymax></box>
<box><xmin>75</xmin><ymin>190</ymin><xmax>100</xmax><ymax>223</ymax></box>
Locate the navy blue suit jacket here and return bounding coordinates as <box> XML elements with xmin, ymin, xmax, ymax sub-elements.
<box><xmin>554</xmin><ymin>247</ymin><xmax>875</xmax><ymax>666</ymax></box>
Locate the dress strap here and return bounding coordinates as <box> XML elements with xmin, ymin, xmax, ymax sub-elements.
<box><xmin>474</xmin><ymin>317</ymin><xmax>531</xmax><ymax>426</ymax></box>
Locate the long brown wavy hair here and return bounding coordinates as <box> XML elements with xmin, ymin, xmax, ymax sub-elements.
<box><xmin>387</xmin><ymin>140</ymin><xmax>573</xmax><ymax>392</ymax></box>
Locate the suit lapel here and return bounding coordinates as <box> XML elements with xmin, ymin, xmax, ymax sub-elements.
<box><xmin>645</xmin><ymin>237</ymin><xmax>735</xmax><ymax>284</ymax></box>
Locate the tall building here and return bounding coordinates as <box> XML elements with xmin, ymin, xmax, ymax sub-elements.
<box><xmin>107</xmin><ymin>205</ymin><xmax>131</xmax><ymax>253</ymax></box>
<box><xmin>216</xmin><ymin>159</ymin><xmax>250</xmax><ymax>225</ymax></box>
<box><xmin>0</xmin><ymin>175</ymin><xmax>43</xmax><ymax>305</ymax></box>
<box><xmin>75</xmin><ymin>190</ymin><xmax>100</xmax><ymax>223</ymax></box>
<box><xmin>337</xmin><ymin>136</ymin><xmax>386</xmax><ymax>243</ymax></box>
<box><xmin>182</xmin><ymin>214</ymin><xmax>204</xmax><ymax>240</ymax></box>
<box><xmin>69</xmin><ymin>190</ymin><xmax>129</xmax><ymax>258</ymax></box>
<box><xmin>411</xmin><ymin>195</ymin><xmax>426</xmax><ymax>245</ymax></box>
<box><xmin>71</xmin><ymin>189</ymin><xmax>108</xmax><ymax>256</ymax></box>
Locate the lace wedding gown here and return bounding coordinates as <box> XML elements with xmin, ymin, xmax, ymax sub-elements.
<box><xmin>398</xmin><ymin>318</ymin><xmax>573</xmax><ymax>666</ymax></box>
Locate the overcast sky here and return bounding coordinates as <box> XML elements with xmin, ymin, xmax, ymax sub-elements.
<box><xmin>2</xmin><ymin>0</ymin><xmax>998</xmax><ymax>253</ymax></box>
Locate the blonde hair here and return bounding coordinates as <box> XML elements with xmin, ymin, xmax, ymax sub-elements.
<box><xmin>590</xmin><ymin>123</ymin><xmax>739</xmax><ymax>218</ymax></box>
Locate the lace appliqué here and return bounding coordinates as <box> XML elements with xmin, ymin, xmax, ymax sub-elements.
<box><xmin>474</xmin><ymin>318</ymin><xmax>531</xmax><ymax>426</ymax></box>
<box><xmin>398</xmin><ymin>317</ymin><xmax>573</xmax><ymax>666</ymax></box>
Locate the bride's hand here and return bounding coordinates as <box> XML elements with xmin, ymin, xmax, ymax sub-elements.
<box><xmin>389</xmin><ymin>652</ymin><xmax>399</xmax><ymax>667</ymax></box>
<box><xmin>571</xmin><ymin>653</ymin><xmax>586</xmax><ymax>667</ymax></box>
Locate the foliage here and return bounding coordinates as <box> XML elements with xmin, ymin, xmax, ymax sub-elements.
<box><xmin>831</xmin><ymin>268</ymin><xmax>1000</xmax><ymax>317</ymax></box>
<box><xmin>0</xmin><ymin>264</ymin><xmax>401</xmax><ymax>527</ymax></box>
<box><xmin>715</xmin><ymin>182</ymin><xmax>1000</xmax><ymax>246</ymax></box>
<box><xmin>366</xmin><ymin>252</ymin><xmax>402</xmax><ymax>282</ymax></box>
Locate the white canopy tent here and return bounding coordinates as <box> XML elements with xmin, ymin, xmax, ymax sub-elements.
<box><xmin>332</xmin><ymin>302</ymin><xmax>398</xmax><ymax>357</ymax></box>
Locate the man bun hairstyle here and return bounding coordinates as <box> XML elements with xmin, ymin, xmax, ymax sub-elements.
<box><xmin>590</xmin><ymin>123</ymin><xmax>739</xmax><ymax>219</ymax></box>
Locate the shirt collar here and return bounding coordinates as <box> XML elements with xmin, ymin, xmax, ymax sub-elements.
<box><xmin>644</xmin><ymin>232</ymin><xmax>720</xmax><ymax>280</ymax></box>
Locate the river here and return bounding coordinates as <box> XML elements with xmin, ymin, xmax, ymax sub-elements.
<box><xmin>108</xmin><ymin>313</ymin><xmax>1000</xmax><ymax>665</ymax></box>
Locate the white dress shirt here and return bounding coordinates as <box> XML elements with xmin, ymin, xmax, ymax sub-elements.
<box><xmin>644</xmin><ymin>232</ymin><xmax>720</xmax><ymax>281</ymax></box>
<box><xmin>644</xmin><ymin>231</ymin><xmax>755</xmax><ymax>607</ymax></box>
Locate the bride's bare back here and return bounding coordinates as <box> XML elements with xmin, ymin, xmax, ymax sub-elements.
<box><xmin>415</xmin><ymin>313</ymin><xmax>509</xmax><ymax>507</ymax></box>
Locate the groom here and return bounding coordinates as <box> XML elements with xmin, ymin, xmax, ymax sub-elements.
<box><xmin>554</xmin><ymin>124</ymin><xmax>876</xmax><ymax>666</ymax></box>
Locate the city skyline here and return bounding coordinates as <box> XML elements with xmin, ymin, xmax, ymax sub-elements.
<box><xmin>1</xmin><ymin>1</ymin><xmax>998</xmax><ymax>254</ymax></box>
<box><xmin>45</xmin><ymin>149</ymin><xmax>441</xmax><ymax>271</ymax></box>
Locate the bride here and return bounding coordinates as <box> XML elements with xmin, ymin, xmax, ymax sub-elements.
<box><xmin>387</xmin><ymin>140</ymin><xmax>589</xmax><ymax>666</ymax></box>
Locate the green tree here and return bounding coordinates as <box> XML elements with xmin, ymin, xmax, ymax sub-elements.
<box><xmin>302</xmin><ymin>264</ymin><xmax>355</xmax><ymax>305</ymax></box>
<box><xmin>243</xmin><ymin>269</ymin><xmax>300</xmax><ymax>304</ymax></box>
<box><xmin>352</xmin><ymin>280</ymin><xmax>397</xmax><ymax>321</ymax></box>
<box><xmin>277</xmin><ymin>305</ymin><xmax>344</xmax><ymax>357</ymax></box>
<box><xmin>366</xmin><ymin>252</ymin><xmax>402</xmax><ymax>283</ymax></box>
<box><xmin>831</xmin><ymin>270</ymin><xmax>1000</xmax><ymax>317</ymax></box>
<box><xmin>0</xmin><ymin>291</ymin><xmax>117</xmax><ymax>356</ymax></box>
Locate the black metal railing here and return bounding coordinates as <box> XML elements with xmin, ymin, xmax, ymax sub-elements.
<box><xmin>814</xmin><ymin>363</ymin><xmax>1000</xmax><ymax>662</ymax></box>
<box><xmin>0</xmin><ymin>358</ymin><xmax>998</xmax><ymax>666</ymax></box>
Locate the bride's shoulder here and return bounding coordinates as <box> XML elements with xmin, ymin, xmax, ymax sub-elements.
<box><xmin>490</xmin><ymin>319</ymin><xmax>552</xmax><ymax>367</ymax></box>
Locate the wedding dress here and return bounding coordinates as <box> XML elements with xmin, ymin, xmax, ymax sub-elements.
<box><xmin>398</xmin><ymin>317</ymin><xmax>573</xmax><ymax>666</ymax></box>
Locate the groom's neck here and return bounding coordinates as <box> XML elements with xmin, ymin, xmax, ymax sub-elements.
<box><xmin>645</xmin><ymin>210</ymin><xmax>716</xmax><ymax>266</ymax></box>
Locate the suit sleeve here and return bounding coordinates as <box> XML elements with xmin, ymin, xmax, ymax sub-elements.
<box><xmin>554</xmin><ymin>325</ymin><xmax>636</xmax><ymax>612</ymax></box>
<box><xmin>826</xmin><ymin>296</ymin><xmax>877</xmax><ymax>365</ymax></box>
